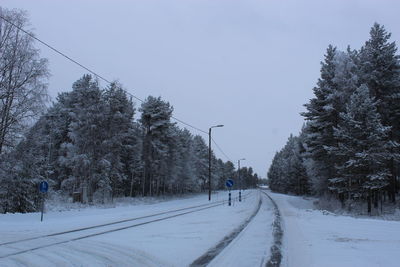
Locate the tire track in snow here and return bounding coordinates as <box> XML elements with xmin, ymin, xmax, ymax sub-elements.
<box><xmin>0</xmin><ymin>192</ymin><xmax>252</xmax><ymax>259</ymax></box>
<box><xmin>261</xmin><ymin>190</ymin><xmax>283</xmax><ymax>267</ymax></box>
<box><xmin>0</xmin><ymin>198</ymin><xmax>235</xmax><ymax>247</ymax></box>
<box><xmin>189</xmin><ymin>193</ymin><xmax>262</xmax><ymax>267</ymax></box>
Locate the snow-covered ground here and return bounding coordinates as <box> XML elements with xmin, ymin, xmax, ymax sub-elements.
<box><xmin>208</xmin><ymin>193</ymin><xmax>274</xmax><ymax>267</ymax></box>
<box><xmin>0</xmin><ymin>189</ymin><xmax>274</xmax><ymax>266</ymax></box>
<box><xmin>267</xmin><ymin>191</ymin><xmax>400</xmax><ymax>267</ymax></box>
<box><xmin>3</xmin><ymin>189</ymin><xmax>397</xmax><ymax>267</ymax></box>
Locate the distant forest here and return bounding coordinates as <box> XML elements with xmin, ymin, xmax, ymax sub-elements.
<box><xmin>268</xmin><ymin>23</ymin><xmax>400</xmax><ymax>214</ymax></box>
<box><xmin>0</xmin><ymin>8</ymin><xmax>259</xmax><ymax>213</ymax></box>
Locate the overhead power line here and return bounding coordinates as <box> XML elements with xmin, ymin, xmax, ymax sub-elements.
<box><xmin>0</xmin><ymin>13</ymin><xmax>231</xmax><ymax>160</ymax></box>
<box><xmin>212</xmin><ymin>138</ymin><xmax>232</xmax><ymax>162</ymax></box>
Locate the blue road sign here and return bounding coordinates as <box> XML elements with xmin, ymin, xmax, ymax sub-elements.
<box><xmin>225</xmin><ymin>179</ymin><xmax>234</xmax><ymax>188</ymax></box>
<box><xmin>39</xmin><ymin>181</ymin><xmax>49</xmax><ymax>193</ymax></box>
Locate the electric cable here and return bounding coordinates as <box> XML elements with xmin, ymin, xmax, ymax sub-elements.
<box><xmin>0</xmin><ymin>13</ymin><xmax>232</xmax><ymax>161</ymax></box>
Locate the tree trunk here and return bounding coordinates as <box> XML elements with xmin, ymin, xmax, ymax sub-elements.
<box><xmin>373</xmin><ymin>190</ymin><xmax>378</xmax><ymax>209</ymax></box>
<box><xmin>367</xmin><ymin>191</ymin><xmax>372</xmax><ymax>215</ymax></box>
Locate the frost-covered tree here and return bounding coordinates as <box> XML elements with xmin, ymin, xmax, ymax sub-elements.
<box><xmin>302</xmin><ymin>46</ymin><xmax>359</xmax><ymax>194</ymax></box>
<box><xmin>302</xmin><ymin>45</ymin><xmax>339</xmax><ymax>193</ymax></box>
<box><xmin>58</xmin><ymin>75</ymin><xmax>108</xmax><ymax>202</ymax></box>
<box><xmin>217</xmin><ymin>160</ymin><xmax>235</xmax><ymax>190</ymax></box>
<box><xmin>0</xmin><ymin>68</ymin><xmax>259</xmax><ymax>211</ymax></box>
<box><xmin>268</xmin><ymin>134</ymin><xmax>309</xmax><ymax>194</ymax></box>
<box><xmin>333</xmin><ymin>85</ymin><xmax>397</xmax><ymax>212</ymax></box>
<box><xmin>139</xmin><ymin>96</ymin><xmax>174</xmax><ymax>196</ymax></box>
<box><xmin>102</xmin><ymin>83</ymin><xmax>136</xmax><ymax>199</ymax></box>
<box><xmin>358</xmin><ymin>23</ymin><xmax>400</xmax><ymax>202</ymax></box>
<box><xmin>192</xmin><ymin>135</ymin><xmax>209</xmax><ymax>191</ymax></box>
<box><xmin>0</xmin><ymin>8</ymin><xmax>49</xmax><ymax>154</ymax></box>
<box><xmin>267</xmin><ymin>151</ymin><xmax>285</xmax><ymax>192</ymax></box>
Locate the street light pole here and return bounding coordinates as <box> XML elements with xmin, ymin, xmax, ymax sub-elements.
<box><xmin>209</xmin><ymin>124</ymin><xmax>224</xmax><ymax>201</ymax></box>
<box><xmin>238</xmin><ymin>158</ymin><xmax>245</xmax><ymax>202</ymax></box>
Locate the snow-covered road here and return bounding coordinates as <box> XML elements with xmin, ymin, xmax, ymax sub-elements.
<box><xmin>208</xmin><ymin>192</ymin><xmax>274</xmax><ymax>267</ymax></box>
<box><xmin>0</xmin><ymin>189</ymin><xmax>276</xmax><ymax>266</ymax></box>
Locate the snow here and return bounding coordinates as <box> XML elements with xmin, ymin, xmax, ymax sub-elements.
<box><xmin>267</xmin><ymin>191</ymin><xmax>400</xmax><ymax>267</ymax></box>
<box><xmin>208</xmin><ymin>193</ymin><xmax>274</xmax><ymax>267</ymax></box>
<box><xmin>2</xmin><ymin>189</ymin><xmax>399</xmax><ymax>266</ymax></box>
<box><xmin>0</xmin><ymin>190</ymin><xmax>269</xmax><ymax>266</ymax></box>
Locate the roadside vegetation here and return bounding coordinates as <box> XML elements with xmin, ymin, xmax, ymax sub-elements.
<box><xmin>268</xmin><ymin>23</ymin><xmax>400</xmax><ymax>215</ymax></box>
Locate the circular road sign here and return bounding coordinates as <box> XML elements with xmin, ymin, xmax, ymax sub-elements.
<box><xmin>225</xmin><ymin>179</ymin><xmax>234</xmax><ymax>188</ymax></box>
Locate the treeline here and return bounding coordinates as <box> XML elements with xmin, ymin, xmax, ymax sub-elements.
<box><xmin>0</xmin><ymin>9</ymin><xmax>259</xmax><ymax>213</ymax></box>
<box><xmin>0</xmin><ymin>74</ymin><xmax>259</xmax><ymax>213</ymax></box>
<box><xmin>268</xmin><ymin>23</ymin><xmax>400</xmax><ymax>214</ymax></box>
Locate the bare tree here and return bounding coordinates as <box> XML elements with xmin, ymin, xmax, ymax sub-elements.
<box><xmin>0</xmin><ymin>8</ymin><xmax>49</xmax><ymax>154</ymax></box>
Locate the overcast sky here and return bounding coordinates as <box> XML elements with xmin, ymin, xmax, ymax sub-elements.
<box><xmin>2</xmin><ymin>0</ymin><xmax>400</xmax><ymax>176</ymax></box>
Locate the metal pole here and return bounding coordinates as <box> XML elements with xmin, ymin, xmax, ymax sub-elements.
<box><xmin>238</xmin><ymin>160</ymin><xmax>241</xmax><ymax>202</ymax></box>
<box><xmin>130</xmin><ymin>171</ymin><xmax>134</xmax><ymax>197</ymax></box>
<box><xmin>40</xmin><ymin>194</ymin><xmax>44</xmax><ymax>222</ymax></box>
<box><xmin>208</xmin><ymin>125</ymin><xmax>224</xmax><ymax>201</ymax></box>
<box><xmin>208</xmin><ymin>127</ymin><xmax>212</xmax><ymax>201</ymax></box>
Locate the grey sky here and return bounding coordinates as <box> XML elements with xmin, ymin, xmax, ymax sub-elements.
<box><xmin>2</xmin><ymin>0</ymin><xmax>400</xmax><ymax>176</ymax></box>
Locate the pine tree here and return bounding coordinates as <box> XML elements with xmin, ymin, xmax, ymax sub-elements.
<box><xmin>333</xmin><ymin>85</ymin><xmax>396</xmax><ymax>212</ymax></box>
<box><xmin>302</xmin><ymin>45</ymin><xmax>339</xmax><ymax>193</ymax></box>
<box><xmin>139</xmin><ymin>96</ymin><xmax>174</xmax><ymax>196</ymax></box>
<box><xmin>267</xmin><ymin>151</ymin><xmax>285</xmax><ymax>192</ymax></box>
<box><xmin>358</xmin><ymin>23</ymin><xmax>400</xmax><ymax>202</ymax></box>
<box><xmin>192</xmin><ymin>135</ymin><xmax>209</xmax><ymax>191</ymax></box>
<box><xmin>102</xmin><ymin>83</ymin><xmax>136</xmax><ymax>199</ymax></box>
<box><xmin>59</xmin><ymin>75</ymin><xmax>107</xmax><ymax>202</ymax></box>
<box><xmin>267</xmin><ymin>134</ymin><xmax>309</xmax><ymax>194</ymax></box>
<box><xmin>302</xmin><ymin>46</ymin><xmax>358</xmax><ymax>194</ymax></box>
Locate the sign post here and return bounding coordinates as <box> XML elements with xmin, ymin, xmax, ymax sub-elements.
<box><xmin>39</xmin><ymin>181</ymin><xmax>49</xmax><ymax>222</ymax></box>
<box><xmin>225</xmin><ymin>179</ymin><xmax>234</xmax><ymax>206</ymax></box>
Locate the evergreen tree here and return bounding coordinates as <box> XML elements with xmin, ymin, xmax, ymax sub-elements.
<box><xmin>267</xmin><ymin>151</ymin><xmax>286</xmax><ymax>192</ymax></box>
<box><xmin>358</xmin><ymin>23</ymin><xmax>400</xmax><ymax>202</ymax></box>
<box><xmin>302</xmin><ymin>46</ymin><xmax>359</xmax><ymax>194</ymax></box>
<box><xmin>139</xmin><ymin>96</ymin><xmax>174</xmax><ymax>196</ymax></box>
<box><xmin>59</xmin><ymin>75</ymin><xmax>107</xmax><ymax>202</ymax></box>
<box><xmin>192</xmin><ymin>135</ymin><xmax>209</xmax><ymax>191</ymax></box>
<box><xmin>333</xmin><ymin>85</ymin><xmax>396</xmax><ymax>211</ymax></box>
<box><xmin>302</xmin><ymin>45</ymin><xmax>339</xmax><ymax>193</ymax></box>
<box><xmin>267</xmin><ymin>134</ymin><xmax>309</xmax><ymax>194</ymax></box>
<box><xmin>102</xmin><ymin>83</ymin><xmax>136</xmax><ymax>199</ymax></box>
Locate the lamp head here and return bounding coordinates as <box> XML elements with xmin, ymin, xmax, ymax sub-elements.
<box><xmin>211</xmin><ymin>124</ymin><xmax>224</xmax><ymax>129</ymax></box>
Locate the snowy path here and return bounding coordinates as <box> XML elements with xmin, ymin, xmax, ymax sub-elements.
<box><xmin>207</xmin><ymin>191</ymin><xmax>275</xmax><ymax>267</ymax></box>
<box><xmin>0</xmin><ymin>189</ymin><xmax>274</xmax><ymax>266</ymax></box>
<box><xmin>267</xmin><ymin>191</ymin><xmax>400</xmax><ymax>267</ymax></box>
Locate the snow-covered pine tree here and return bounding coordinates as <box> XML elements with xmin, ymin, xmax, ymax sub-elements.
<box><xmin>267</xmin><ymin>133</ymin><xmax>309</xmax><ymax>194</ymax></box>
<box><xmin>192</xmin><ymin>135</ymin><xmax>209</xmax><ymax>191</ymax></box>
<box><xmin>164</xmin><ymin>126</ymin><xmax>195</xmax><ymax>194</ymax></box>
<box><xmin>139</xmin><ymin>96</ymin><xmax>174</xmax><ymax>196</ymax></box>
<box><xmin>175</xmin><ymin>128</ymin><xmax>197</xmax><ymax>193</ymax></box>
<box><xmin>267</xmin><ymin>151</ymin><xmax>286</xmax><ymax>193</ymax></box>
<box><xmin>102</xmin><ymin>83</ymin><xmax>136</xmax><ymax>199</ymax></box>
<box><xmin>59</xmin><ymin>75</ymin><xmax>107</xmax><ymax>202</ymax></box>
<box><xmin>218</xmin><ymin>160</ymin><xmax>235</xmax><ymax>190</ymax></box>
<box><xmin>333</xmin><ymin>84</ymin><xmax>395</xmax><ymax>212</ymax></box>
<box><xmin>302</xmin><ymin>46</ymin><xmax>358</xmax><ymax>195</ymax></box>
<box><xmin>302</xmin><ymin>45</ymin><xmax>339</xmax><ymax>194</ymax></box>
<box><xmin>358</xmin><ymin>23</ymin><xmax>400</xmax><ymax>202</ymax></box>
<box><xmin>122</xmin><ymin>122</ymin><xmax>143</xmax><ymax>197</ymax></box>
